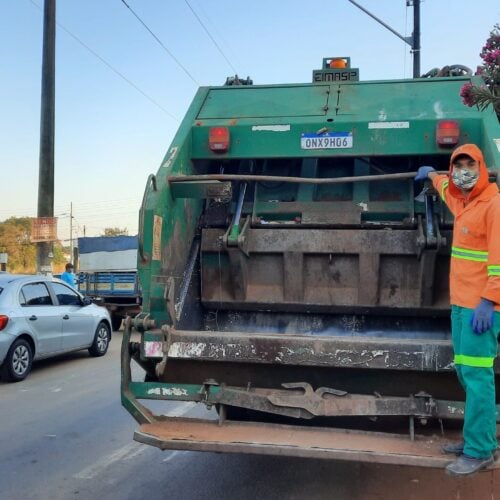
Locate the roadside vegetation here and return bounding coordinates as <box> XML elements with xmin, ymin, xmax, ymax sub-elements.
<box><xmin>0</xmin><ymin>217</ymin><xmax>67</xmax><ymax>273</ymax></box>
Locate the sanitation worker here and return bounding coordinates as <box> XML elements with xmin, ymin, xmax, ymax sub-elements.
<box><xmin>415</xmin><ymin>143</ymin><xmax>500</xmax><ymax>475</ymax></box>
<box><xmin>60</xmin><ymin>262</ymin><xmax>76</xmax><ymax>289</ymax></box>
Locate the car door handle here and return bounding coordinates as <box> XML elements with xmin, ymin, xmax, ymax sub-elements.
<box><xmin>29</xmin><ymin>315</ymin><xmax>37</xmax><ymax>321</ymax></box>
<box><xmin>63</xmin><ymin>315</ymin><xmax>70</xmax><ymax>320</ymax></box>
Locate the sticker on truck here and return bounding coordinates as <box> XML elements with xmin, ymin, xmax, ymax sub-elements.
<box><xmin>368</xmin><ymin>121</ymin><xmax>410</xmax><ymax>129</ymax></box>
<box><xmin>152</xmin><ymin>215</ymin><xmax>162</xmax><ymax>261</ymax></box>
<box><xmin>300</xmin><ymin>132</ymin><xmax>353</xmax><ymax>149</ymax></box>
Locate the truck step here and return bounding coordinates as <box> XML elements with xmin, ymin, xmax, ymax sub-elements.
<box><xmin>134</xmin><ymin>417</ymin><xmax>500</xmax><ymax>469</ymax></box>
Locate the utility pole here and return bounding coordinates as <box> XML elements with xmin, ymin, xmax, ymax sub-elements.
<box><xmin>347</xmin><ymin>0</ymin><xmax>421</xmax><ymax>78</ymax></box>
<box><xmin>37</xmin><ymin>0</ymin><xmax>56</xmax><ymax>273</ymax></box>
<box><xmin>69</xmin><ymin>201</ymin><xmax>73</xmax><ymax>261</ymax></box>
<box><xmin>410</xmin><ymin>0</ymin><xmax>421</xmax><ymax>79</ymax></box>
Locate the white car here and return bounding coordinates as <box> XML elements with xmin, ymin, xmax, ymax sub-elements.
<box><xmin>0</xmin><ymin>274</ymin><xmax>112</xmax><ymax>382</ymax></box>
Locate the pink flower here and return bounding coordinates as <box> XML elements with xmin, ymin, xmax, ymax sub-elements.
<box><xmin>482</xmin><ymin>49</ymin><xmax>500</xmax><ymax>65</ymax></box>
<box><xmin>459</xmin><ymin>83</ymin><xmax>475</xmax><ymax>107</ymax></box>
<box><xmin>461</xmin><ymin>24</ymin><xmax>499</xmax><ymax>116</ymax></box>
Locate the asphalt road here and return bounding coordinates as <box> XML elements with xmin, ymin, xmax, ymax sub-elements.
<box><xmin>1</xmin><ymin>331</ymin><xmax>500</xmax><ymax>500</ymax></box>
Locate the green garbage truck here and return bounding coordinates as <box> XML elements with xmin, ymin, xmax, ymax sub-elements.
<box><xmin>121</xmin><ymin>57</ymin><xmax>500</xmax><ymax>467</ymax></box>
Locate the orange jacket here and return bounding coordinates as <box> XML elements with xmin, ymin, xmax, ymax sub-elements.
<box><xmin>433</xmin><ymin>144</ymin><xmax>500</xmax><ymax>310</ymax></box>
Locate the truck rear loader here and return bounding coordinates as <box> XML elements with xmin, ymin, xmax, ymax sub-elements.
<box><xmin>121</xmin><ymin>58</ymin><xmax>500</xmax><ymax>468</ymax></box>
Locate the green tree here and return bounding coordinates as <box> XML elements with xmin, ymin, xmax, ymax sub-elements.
<box><xmin>102</xmin><ymin>227</ymin><xmax>128</xmax><ymax>236</ymax></box>
<box><xmin>0</xmin><ymin>217</ymin><xmax>36</xmax><ymax>273</ymax></box>
<box><xmin>0</xmin><ymin>217</ymin><xmax>68</xmax><ymax>273</ymax></box>
<box><xmin>52</xmin><ymin>244</ymin><xmax>67</xmax><ymax>267</ymax></box>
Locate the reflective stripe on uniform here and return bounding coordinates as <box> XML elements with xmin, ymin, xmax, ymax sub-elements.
<box><xmin>451</xmin><ymin>246</ymin><xmax>489</xmax><ymax>262</ymax></box>
<box><xmin>488</xmin><ymin>265</ymin><xmax>500</xmax><ymax>276</ymax></box>
<box><xmin>454</xmin><ymin>354</ymin><xmax>495</xmax><ymax>368</ymax></box>
<box><xmin>440</xmin><ymin>180</ymin><xmax>449</xmax><ymax>201</ymax></box>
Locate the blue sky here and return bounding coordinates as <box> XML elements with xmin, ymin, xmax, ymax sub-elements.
<box><xmin>1</xmin><ymin>0</ymin><xmax>499</xmax><ymax>244</ymax></box>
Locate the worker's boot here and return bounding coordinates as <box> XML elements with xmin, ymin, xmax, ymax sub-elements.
<box><xmin>441</xmin><ymin>441</ymin><xmax>464</xmax><ymax>455</ymax></box>
<box><xmin>446</xmin><ymin>454</ymin><xmax>494</xmax><ymax>476</ymax></box>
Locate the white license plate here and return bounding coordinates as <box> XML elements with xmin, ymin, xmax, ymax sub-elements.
<box><xmin>301</xmin><ymin>133</ymin><xmax>353</xmax><ymax>150</ymax></box>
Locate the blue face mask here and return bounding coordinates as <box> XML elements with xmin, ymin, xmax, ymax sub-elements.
<box><xmin>451</xmin><ymin>169</ymin><xmax>478</xmax><ymax>190</ymax></box>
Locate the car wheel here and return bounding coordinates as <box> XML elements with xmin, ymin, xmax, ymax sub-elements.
<box><xmin>88</xmin><ymin>322</ymin><xmax>111</xmax><ymax>357</ymax></box>
<box><xmin>1</xmin><ymin>338</ymin><xmax>33</xmax><ymax>382</ymax></box>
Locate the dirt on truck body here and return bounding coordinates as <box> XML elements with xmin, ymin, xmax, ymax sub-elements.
<box><xmin>121</xmin><ymin>57</ymin><xmax>500</xmax><ymax>468</ymax></box>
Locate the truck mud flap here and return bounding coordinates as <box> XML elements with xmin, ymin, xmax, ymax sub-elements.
<box><xmin>134</xmin><ymin>418</ymin><xmax>500</xmax><ymax>469</ymax></box>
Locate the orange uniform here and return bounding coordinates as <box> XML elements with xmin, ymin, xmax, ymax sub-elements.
<box><xmin>432</xmin><ymin>144</ymin><xmax>500</xmax><ymax>310</ymax></box>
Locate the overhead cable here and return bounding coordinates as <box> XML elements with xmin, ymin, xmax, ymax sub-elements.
<box><xmin>120</xmin><ymin>0</ymin><xmax>199</xmax><ymax>86</ymax></box>
<box><xmin>0</xmin><ymin>198</ymin><xmax>142</xmax><ymax>216</ymax></box>
<box><xmin>28</xmin><ymin>0</ymin><xmax>178</xmax><ymax>120</ymax></box>
<box><xmin>184</xmin><ymin>0</ymin><xmax>237</xmax><ymax>74</ymax></box>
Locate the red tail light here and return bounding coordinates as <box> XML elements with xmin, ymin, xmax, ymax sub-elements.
<box><xmin>436</xmin><ymin>120</ymin><xmax>460</xmax><ymax>146</ymax></box>
<box><xmin>209</xmin><ymin>127</ymin><xmax>230</xmax><ymax>152</ymax></box>
<box><xmin>0</xmin><ymin>315</ymin><xmax>8</xmax><ymax>331</ymax></box>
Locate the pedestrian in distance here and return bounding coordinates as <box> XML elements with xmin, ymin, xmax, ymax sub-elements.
<box><xmin>415</xmin><ymin>143</ymin><xmax>500</xmax><ymax>476</ymax></box>
<box><xmin>60</xmin><ymin>262</ymin><xmax>76</xmax><ymax>289</ymax></box>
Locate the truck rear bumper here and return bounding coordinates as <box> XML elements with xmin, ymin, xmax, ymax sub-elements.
<box><xmin>122</xmin><ymin>320</ymin><xmax>500</xmax><ymax>467</ymax></box>
<box><xmin>134</xmin><ymin>417</ymin><xmax>500</xmax><ymax>469</ymax></box>
<box><xmin>160</xmin><ymin>328</ymin><xmax>457</xmax><ymax>372</ymax></box>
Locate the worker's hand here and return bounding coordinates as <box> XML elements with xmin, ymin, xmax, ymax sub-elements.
<box><xmin>471</xmin><ymin>298</ymin><xmax>495</xmax><ymax>334</ymax></box>
<box><xmin>415</xmin><ymin>166</ymin><xmax>436</xmax><ymax>181</ymax></box>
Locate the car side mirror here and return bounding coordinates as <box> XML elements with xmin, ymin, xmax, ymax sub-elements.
<box><xmin>82</xmin><ymin>297</ymin><xmax>92</xmax><ymax>307</ymax></box>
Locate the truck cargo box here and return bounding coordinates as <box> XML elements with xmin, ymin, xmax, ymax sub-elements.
<box><xmin>78</xmin><ymin>236</ymin><xmax>141</xmax><ymax>330</ymax></box>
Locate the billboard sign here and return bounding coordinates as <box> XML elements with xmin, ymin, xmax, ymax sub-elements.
<box><xmin>31</xmin><ymin>217</ymin><xmax>58</xmax><ymax>242</ymax></box>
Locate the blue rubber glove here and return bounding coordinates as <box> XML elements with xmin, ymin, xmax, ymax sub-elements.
<box><xmin>415</xmin><ymin>166</ymin><xmax>436</xmax><ymax>181</ymax></box>
<box><xmin>471</xmin><ymin>298</ymin><xmax>495</xmax><ymax>334</ymax></box>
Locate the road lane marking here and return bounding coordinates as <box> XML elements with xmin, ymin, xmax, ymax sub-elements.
<box><xmin>74</xmin><ymin>402</ymin><xmax>197</xmax><ymax>479</ymax></box>
<box><xmin>163</xmin><ymin>451</ymin><xmax>179</xmax><ymax>463</ymax></box>
<box><xmin>123</xmin><ymin>443</ymin><xmax>150</xmax><ymax>461</ymax></box>
<box><xmin>74</xmin><ymin>442</ymin><xmax>147</xmax><ymax>479</ymax></box>
<box><xmin>163</xmin><ymin>402</ymin><xmax>197</xmax><ymax>417</ymax></box>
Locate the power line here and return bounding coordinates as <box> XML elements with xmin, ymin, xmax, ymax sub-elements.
<box><xmin>184</xmin><ymin>0</ymin><xmax>237</xmax><ymax>74</ymax></box>
<box><xmin>119</xmin><ymin>0</ymin><xmax>200</xmax><ymax>86</ymax></box>
<box><xmin>0</xmin><ymin>197</ymin><xmax>142</xmax><ymax>215</ymax></box>
<box><xmin>28</xmin><ymin>0</ymin><xmax>179</xmax><ymax>121</ymax></box>
<box><xmin>191</xmin><ymin>0</ymin><xmax>239</xmax><ymax>66</ymax></box>
<box><xmin>0</xmin><ymin>207</ymin><xmax>138</xmax><ymax>219</ymax></box>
